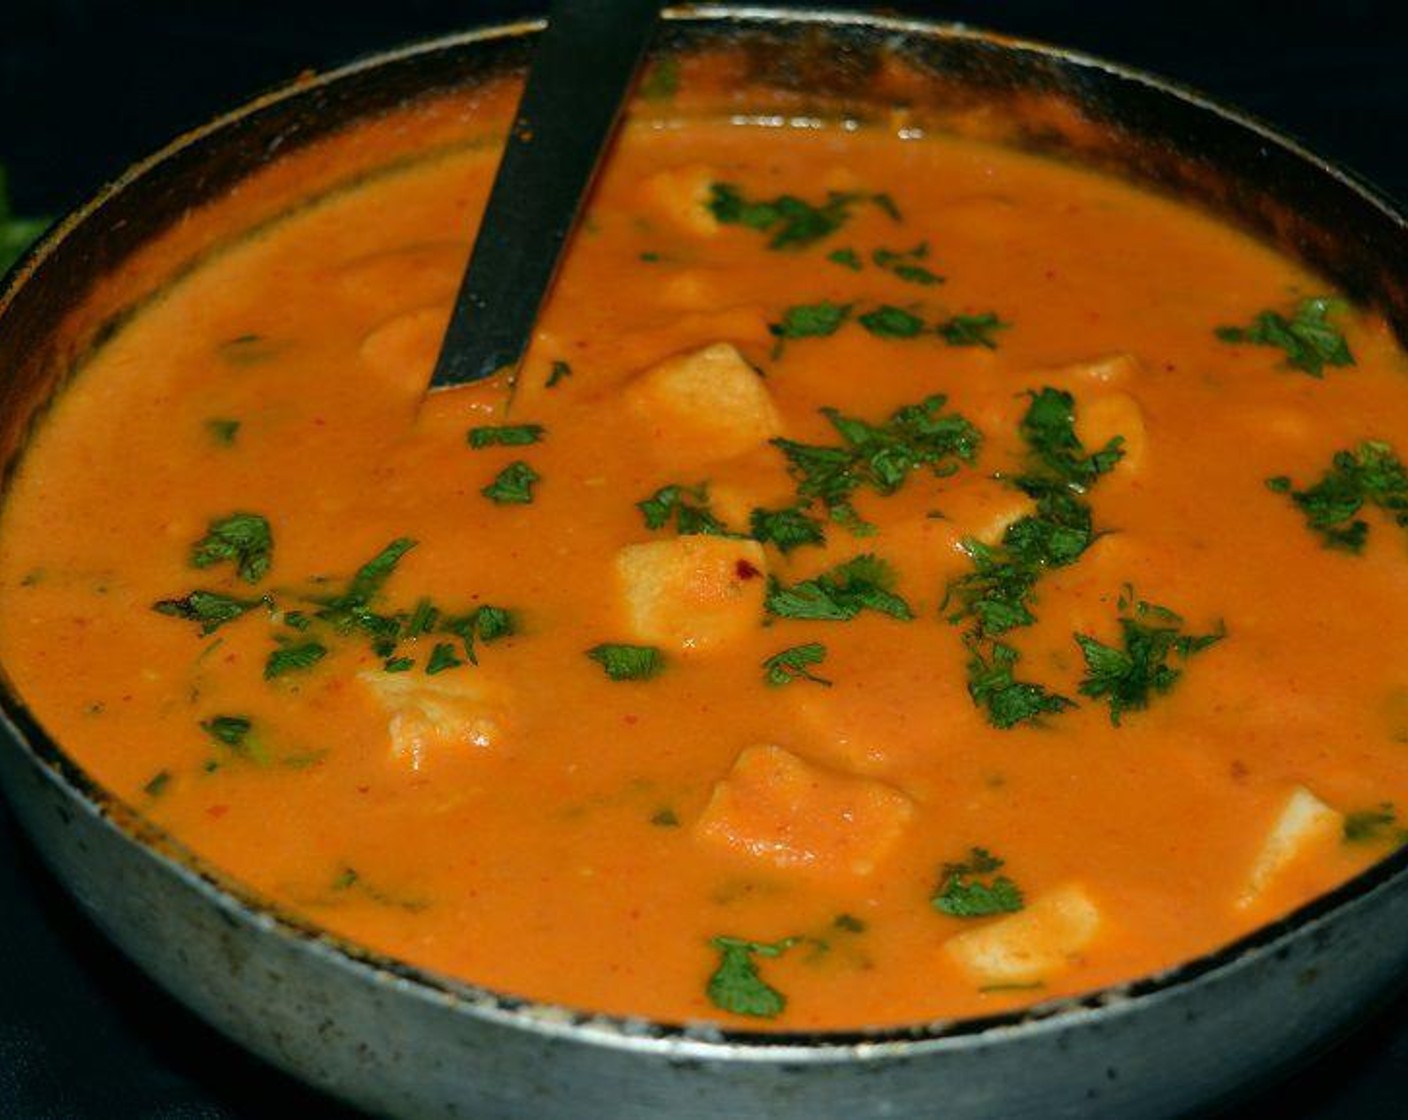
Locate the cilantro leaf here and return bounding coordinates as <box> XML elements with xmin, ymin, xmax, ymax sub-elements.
<box><xmin>205</xmin><ymin>418</ymin><xmax>241</xmax><ymax>446</ymax></box>
<box><xmin>1075</xmin><ymin>596</ymin><xmax>1224</xmax><ymax>725</ymax></box>
<box><xmin>770</xmin><ymin>300</ymin><xmax>852</xmax><ymax>341</ymax></box>
<box><xmin>190</xmin><ymin>513</ymin><xmax>273</xmax><ymax>584</ymax></box>
<box><xmin>858</xmin><ymin>305</ymin><xmax>926</xmax><ymax>339</ymax></box>
<box><xmin>827</xmin><ymin>247</ymin><xmax>862</xmax><ymax>271</ymax></box>
<box><xmin>772</xmin><ymin>394</ymin><xmax>981</xmax><ymax>536</ymax></box>
<box><xmin>706</xmin><ymin>935</ymin><xmax>797</xmax><ymax>1018</ymax></box>
<box><xmin>937</xmin><ymin>312</ymin><xmax>1008</xmax><ymax>349</ymax></box>
<box><xmin>932</xmin><ymin>847</ymin><xmax>1025</xmax><ymax>918</ymax></box>
<box><xmin>440</xmin><ymin>604</ymin><xmax>516</xmax><ymax>664</ymax></box>
<box><xmin>467</xmin><ymin>424</ymin><xmax>545</xmax><ymax>449</ymax></box>
<box><xmin>639</xmin><ymin>56</ymin><xmax>680</xmax><ymax>102</ymax></box>
<box><xmin>708</xmin><ymin>183</ymin><xmax>862</xmax><ymax>250</ymax></box>
<box><xmin>749</xmin><ymin>505</ymin><xmax>826</xmax><ymax>553</ymax></box>
<box><xmin>200</xmin><ymin>715</ymin><xmax>252</xmax><ymax>748</ymax></box>
<box><xmin>546</xmin><ymin>360</ymin><xmax>573</xmax><ymax>388</ymax></box>
<box><xmin>1343</xmin><ymin>803</ymin><xmax>1405</xmax><ymax>845</ymax></box>
<box><xmin>587</xmin><ymin>643</ymin><xmax>665</xmax><ymax>681</ymax></box>
<box><xmin>1215</xmin><ymin>295</ymin><xmax>1354</xmax><ymax>377</ymax></box>
<box><xmin>965</xmin><ymin>638</ymin><xmax>1073</xmax><ymax>729</ymax></box>
<box><xmin>637</xmin><ymin>483</ymin><xmax>737</xmax><ymax>537</ymax></box>
<box><xmin>765</xmin><ymin>554</ymin><xmax>913</xmax><ymax>622</ymax></box>
<box><xmin>425</xmin><ymin>642</ymin><xmax>464</xmax><ymax>675</ymax></box>
<box><xmin>153</xmin><ymin>590</ymin><xmax>265</xmax><ymax>635</ymax></box>
<box><xmin>872</xmin><ymin>242</ymin><xmax>943</xmax><ymax>286</ymax></box>
<box><xmin>1015</xmin><ymin>388</ymin><xmax>1124</xmax><ymax>496</ymax></box>
<box><xmin>481</xmin><ymin>461</ymin><xmax>540</xmax><ymax>504</ymax></box>
<box><xmin>761</xmin><ymin>642</ymin><xmax>831</xmax><ymax>687</ymax></box>
<box><xmin>1270</xmin><ymin>440</ymin><xmax>1408</xmax><ymax>553</ymax></box>
<box><xmin>264</xmin><ymin>640</ymin><xmax>327</xmax><ymax>680</ymax></box>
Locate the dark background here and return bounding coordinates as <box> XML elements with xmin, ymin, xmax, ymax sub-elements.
<box><xmin>1</xmin><ymin>1</ymin><xmax>1407</xmax><ymax>1116</ymax></box>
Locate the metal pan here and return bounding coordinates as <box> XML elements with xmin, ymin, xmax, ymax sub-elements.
<box><xmin>2</xmin><ymin>9</ymin><xmax>1407</xmax><ymax>1117</ymax></box>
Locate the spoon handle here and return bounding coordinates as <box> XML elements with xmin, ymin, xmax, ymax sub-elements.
<box><xmin>429</xmin><ymin>0</ymin><xmax>663</xmax><ymax>390</ymax></box>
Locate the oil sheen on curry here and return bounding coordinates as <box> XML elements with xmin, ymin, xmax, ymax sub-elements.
<box><xmin>3</xmin><ymin>82</ymin><xmax>1408</xmax><ymax>1033</ymax></box>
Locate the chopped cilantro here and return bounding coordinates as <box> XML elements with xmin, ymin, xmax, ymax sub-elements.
<box><xmin>932</xmin><ymin>847</ymin><xmax>1025</xmax><ymax>918</ymax></box>
<box><xmin>441</xmin><ymin>604</ymin><xmax>517</xmax><ymax>664</ymax></box>
<box><xmin>827</xmin><ymin>247</ymin><xmax>862</xmax><ymax>271</ymax></box>
<box><xmin>770</xmin><ymin>300</ymin><xmax>852</xmax><ymax>341</ymax></box>
<box><xmin>872</xmin><ymin>242</ymin><xmax>943</xmax><ymax>286</ymax></box>
<box><xmin>766</xmin><ymin>554</ymin><xmax>913</xmax><ymax>622</ymax></box>
<box><xmin>587</xmin><ymin>643</ymin><xmax>665</xmax><ymax>681</ymax></box>
<box><xmin>190</xmin><ymin>513</ymin><xmax>273</xmax><ymax>584</ymax></box>
<box><xmin>638</xmin><ymin>483</ymin><xmax>736</xmax><ymax>536</ymax></box>
<box><xmin>937</xmin><ymin>311</ymin><xmax>1008</xmax><ymax>349</ymax></box>
<box><xmin>749</xmin><ymin>505</ymin><xmax>826</xmax><ymax>553</ymax></box>
<box><xmin>153</xmin><ymin>590</ymin><xmax>265</xmax><ymax>635</ymax></box>
<box><xmin>383</xmin><ymin>656</ymin><xmax>414</xmax><ymax>673</ymax></box>
<box><xmin>706</xmin><ymin>935</ymin><xmax>798</xmax><ymax>1018</ymax></box>
<box><xmin>546</xmin><ymin>360</ymin><xmax>573</xmax><ymax>388</ymax></box>
<box><xmin>858</xmin><ymin>304</ymin><xmax>926</xmax><ymax>339</ymax></box>
<box><xmin>1075</xmin><ymin>593</ymin><xmax>1224</xmax><ymax>726</ymax></box>
<box><xmin>833</xmin><ymin>913</ymin><xmax>866</xmax><ymax>933</ymax></box>
<box><xmin>762</xmin><ymin>642</ymin><xmax>831</xmax><ymax>687</ymax></box>
<box><xmin>467</xmin><ymin>424</ymin><xmax>545</xmax><ymax>449</ymax></box>
<box><xmin>200</xmin><ymin>715</ymin><xmax>252</xmax><ymax>748</ymax></box>
<box><xmin>425</xmin><ymin>642</ymin><xmax>463</xmax><ymax>675</ymax></box>
<box><xmin>651</xmin><ymin>807</ymin><xmax>681</xmax><ymax>828</ymax></box>
<box><xmin>264</xmin><ymin>640</ymin><xmax>327</xmax><ymax>680</ymax></box>
<box><xmin>1343</xmin><ymin>803</ymin><xmax>1405</xmax><ymax>845</ymax></box>
<box><xmin>205</xmin><ymin>418</ymin><xmax>241</xmax><ymax>445</ymax></box>
<box><xmin>707</xmin><ymin>183</ymin><xmax>893</xmax><ymax>250</ymax></box>
<box><xmin>966</xmin><ymin>638</ymin><xmax>1073</xmax><ymax>729</ymax></box>
<box><xmin>482</xmin><ymin>461</ymin><xmax>540</xmax><ymax>504</ymax></box>
<box><xmin>773</xmin><ymin>394</ymin><xmax>981</xmax><ymax>535</ymax></box>
<box><xmin>1015</xmin><ymin>388</ymin><xmax>1124</xmax><ymax>496</ymax></box>
<box><xmin>142</xmin><ymin>770</ymin><xmax>172</xmax><ymax>798</ymax></box>
<box><xmin>1269</xmin><ymin>440</ymin><xmax>1408</xmax><ymax>553</ymax></box>
<box><xmin>1215</xmin><ymin>295</ymin><xmax>1354</xmax><ymax>377</ymax></box>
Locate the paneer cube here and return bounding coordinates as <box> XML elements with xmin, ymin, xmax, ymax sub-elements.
<box><xmin>637</xmin><ymin>164</ymin><xmax>722</xmax><ymax>238</ymax></box>
<box><xmin>359</xmin><ymin>306</ymin><xmax>449</xmax><ymax>395</ymax></box>
<box><xmin>1237</xmin><ymin>785</ymin><xmax>1344</xmax><ymax>909</ymax></box>
<box><xmin>358</xmin><ymin>669</ymin><xmax>506</xmax><ymax>772</ymax></box>
<box><xmin>695</xmin><ymin>744</ymin><xmax>916</xmax><ymax>880</ymax></box>
<box><xmin>1050</xmin><ymin>351</ymin><xmax>1143</xmax><ymax>387</ymax></box>
<box><xmin>944</xmin><ymin>883</ymin><xmax>1101</xmax><ymax>987</ymax></box>
<box><xmin>624</xmin><ymin>342</ymin><xmax>782</xmax><ymax>467</ymax></box>
<box><xmin>614</xmin><ymin>536</ymin><xmax>767</xmax><ymax>653</ymax></box>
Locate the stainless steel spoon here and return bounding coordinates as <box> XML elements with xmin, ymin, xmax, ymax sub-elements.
<box><xmin>429</xmin><ymin>0</ymin><xmax>664</xmax><ymax>391</ymax></box>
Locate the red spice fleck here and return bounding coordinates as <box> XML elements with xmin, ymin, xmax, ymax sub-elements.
<box><xmin>207</xmin><ymin>804</ymin><xmax>229</xmax><ymax>819</ymax></box>
<box><xmin>624</xmin><ymin>714</ymin><xmax>639</xmax><ymax>725</ymax></box>
<box><xmin>735</xmin><ymin>559</ymin><xmax>761</xmax><ymax>580</ymax></box>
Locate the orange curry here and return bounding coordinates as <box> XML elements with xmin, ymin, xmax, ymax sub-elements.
<box><xmin>2</xmin><ymin>78</ymin><xmax>1408</xmax><ymax>1031</ymax></box>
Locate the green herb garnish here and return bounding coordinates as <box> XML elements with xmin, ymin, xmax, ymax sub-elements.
<box><xmin>190</xmin><ymin>513</ymin><xmax>273</xmax><ymax>584</ymax></box>
<box><xmin>205</xmin><ymin>418</ymin><xmax>241</xmax><ymax>446</ymax></box>
<box><xmin>587</xmin><ymin>643</ymin><xmax>665</xmax><ymax>681</ymax></box>
<box><xmin>707</xmin><ymin>183</ymin><xmax>893</xmax><ymax>250</ymax></box>
<box><xmin>1075</xmin><ymin>594</ymin><xmax>1223</xmax><ymax>726</ymax></box>
<box><xmin>937</xmin><ymin>312</ymin><xmax>1008</xmax><ymax>349</ymax></box>
<box><xmin>770</xmin><ymin>300</ymin><xmax>852</xmax><ymax>342</ymax></box>
<box><xmin>766</xmin><ymin>554</ymin><xmax>913</xmax><ymax>622</ymax></box>
<box><xmin>1216</xmin><ymin>295</ymin><xmax>1354</xmax><ymax>377</ymax></box>
<box><xmin>638</xmin><ymin>483</ymin><xmax>737</xmax><ymax>536</ymax></box>
<box><xmin>748</xmin><ymin>505</ymin><xmax>826</xmax><ymax>554</ymax></box>
<box><xmin>546</xmin><ymin>360</ymin><xmax>573</xmax><ymax>388</ymax></box>
<box><xmin>153</xmin><ymin>590</ymin><xmax>265</xmax><ymax>635</ymax></box>
<box><xmin>467</xmin><ymin>424</ymin><xmax>545</xmax><ymax>449</ymax></box>
<box><xmin>857</xmin><ymin>304</ymin><xmax>926</xmax><ymax>339</ymax></box>
<box><xmin>965</xmin><ymin>638</ymin><xmax>1073</xmax><ymax>729</ymax></box>
<box><xmin>761</xmin><ymin>642</ymin><xmax>831</xmax><ymax>687</ymax></box>
<box><xmin>932</xmin><ymin>847</ymin><xmax>1025</xmax><ymax>918</ymax></box>
<box><xmin>827</xmin><ymin>247</ymin><xmax>863</xmax><ymax>271</ymax></box>
<box><xmin>1268</xmin><ymin>440</ymin><xmax>1408</xmax><ymax>553</ymax></box>
<box><xmin>482</xmin><ymin>461</ymin><xmax>540</xmax><ymax>504</ymax></box>
<box><xmin>706</xmin><ymin>935</ymin><xmax>798</xmax><ymax>1018</ymax></box>
<box><xmin>424</xmin><ymin>642</ymin><xmax>463</xmax><ymax>675</ymax></box>
<box><xmin>872</xmin><ymin>242</ymin><xmax>942</xmax><ymax>286</ymax></box>
<box><xmin>264</xmin><ymin>640</ymin><xmax>327</xmax><ymax>680</ymax></box>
